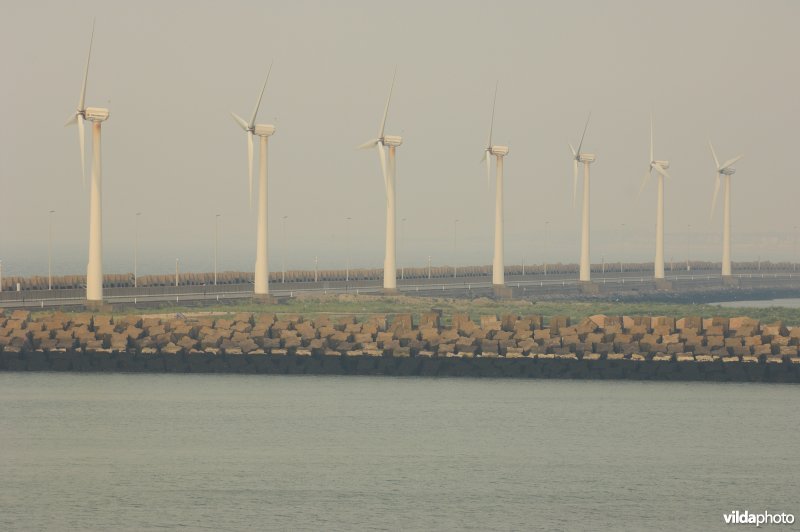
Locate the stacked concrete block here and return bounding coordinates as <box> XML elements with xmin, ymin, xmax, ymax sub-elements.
<box><xmin>2</xmin><ymin>311</ymin><xmax>800</xmax><ymax>376</ymax></box>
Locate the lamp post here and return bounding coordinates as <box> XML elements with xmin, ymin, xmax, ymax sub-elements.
<box><xmin>281</xmin><ymin>215</ymin><xmax>288</xmax><ymax>283</ymax></box>
<box><xmin>214</xmin><ymin>214</ymin><xmax>220</xmax><ymax>285</ymax></box>
<box><xmin>134</xmin><ymin>212</ymin><xmax>141</xmax><ymax>287</ymax></box>
<box><xmin>345</xmin><ymin>217</ymin><xmax>352</xmax><ymax>282</ymax></box>
<box><xmin>48</xmin><ymin>210</ymin><xmax>55</xmax><ymax>290</ymax></box>
<box><xmin>175</xmin><ymin>258</ymin><xmax>179</xmax><ymax>287</ymax></box>
<box><xmin>453</xmin><ymin>219</ymin><xmax>459</xmax><ymax>278</ymax></box>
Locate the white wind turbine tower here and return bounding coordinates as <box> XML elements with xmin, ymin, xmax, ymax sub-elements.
<box><xmin>231</xmin><ymin>64</ymin><xmax>275</xmax><ymax>296</ymax></box>
<box><xmin>66</xmin><ymin>21</ymin><xmax>109</xmax><ymax>304</ymax></box>
<box><xmin>569</xmin><ymin>114</ymin><xmax>595</xmax><ymax>282</ymax></box>
<box><xmin>639</xmin><ymin>114</ymin><xmax>671</xmax><ymax>280</ymax></box>
<box><xmin>480</xmin><ymin>84</ymin><xmax>509</xmax><ymax>287</ymax></box>
<box><xmin>359</xmin><ymin>72</ymin><xmax>402</xmax><ymax>293</ymax></box>
<box><xmin>709</xmin><ymin>142</ymin><xmax>743</xmax><ymax>277</ymax></box>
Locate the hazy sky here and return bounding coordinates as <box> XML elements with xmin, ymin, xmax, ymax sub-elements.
<box><xmin>2</xmin><ymin>0</ymin><xmax>799</xmax><ymax>276</ymax></box>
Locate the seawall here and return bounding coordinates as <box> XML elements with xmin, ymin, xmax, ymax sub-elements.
<box><xmin>2</xmin><ymin>349</ymin><xmax>798</xmax><ymax>382</ymax></box>
<box><xmin>2</xmin><ymin>309</ymin><xmax>800</xmax><ymax>382</ymax></box>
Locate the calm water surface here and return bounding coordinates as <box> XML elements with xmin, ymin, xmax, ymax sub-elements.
<box><xmin>0</xmin><ymin>374</ymin><xmax>797</xmax><ymax>531</ymax></box>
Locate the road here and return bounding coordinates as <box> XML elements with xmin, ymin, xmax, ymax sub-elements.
<box><xmin>3</xmin><ymin>269</ymin><xmax>800</xmax><ymax>309</ymax></box>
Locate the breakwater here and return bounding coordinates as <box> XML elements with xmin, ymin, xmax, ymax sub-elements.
<box><xmin>1</xmin><ymin>310</ymin><xmax>799</xmax><ymax>382</ymax></box>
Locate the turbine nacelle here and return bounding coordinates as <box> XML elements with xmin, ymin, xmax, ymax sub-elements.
<box><xmin>489</xmin><ymin>145</ymin><xmax>509</xmax><ymax>157</ymax></box>
<box><xmin>383</xmin><ymin>135</ymin><xmax>403</xmax><ymax>147</ymax></box>
<box><xmin>720</xmin><ymin>167</ymin><xmax>736</xmax><ymax>176</ymax></box>
<box><xmin>578</xmin><ymin>153</ymin><xmax>596</xmax><ymax>163</ymax></box>
<box><xmin>254</xmin><ymin>124</ymin><xmax>276</xmax><ymax>137</ymax></box>
<box><xmin>653</xmin><ymin>160</ymin><xmax>669</xmax><ymax>169</ymax></box>
<box><xmin>85</xmin><ymin>107</ymin><xmax>109</xmax><ymax>122</ymax></box>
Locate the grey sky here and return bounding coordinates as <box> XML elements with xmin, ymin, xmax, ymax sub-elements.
<box><xmin>1</xmin><ymin>0</ymin><xmax>798</xmax><ymax>277</ymax></box>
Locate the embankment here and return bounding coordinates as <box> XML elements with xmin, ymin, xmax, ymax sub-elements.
<box><xmin>2</xmin><ymin>349</ymin><xmax>798</xmax><ymax>382</ymax></box>
<box><xmin>2</xmin><ymin>309</ymin><xmax>800</xmax><ymax>382</ymax></box>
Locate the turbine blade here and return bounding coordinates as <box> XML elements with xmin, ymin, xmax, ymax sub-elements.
<box><xmin>377</xmin><ymin>142</ymin><xmax>388</xmax><ymax>191</ymax></box>
<box><xmin>568</xmin><ymin>143</ymin><xmax>576</xmax><ymax>158</ymax></box>
<box><xmin>487</xmin><ymin>81</ymin><xmax>498</xmax><ymax>148</ymax></box>
<box><xmin>389</xmin><ymin>142</ymin><xmax>397</xmax><ymax>198</ymax></box>
<box><xmin>78</xmin><ymin>19</ymin><xmax>95</xmax><ymax>111</ymax></box>
<box><xmin>710</xmin><ymin>173</ymin><xmax>721</xmax><ymax>219</ymax></box>
<box><xmin>721</xmin><ymin>154</ymin><xmax>743</xmax><ymax>170</ymax></box>
<box><xmin>247</xmin><ymin>132</ymin><xmax>254</xmax><ymax>207</ymax></box>
<box><xmin>576</xmin><ymin>111</ymin><xmax>591</xmax><ymax>155</ymax></box>
<box><xmin>572</xmin><ymin>159</ymin><xmax>578</xmax><ymax>207</ymax></box>
<box><xmin>78</xmin><ymin>115</ymin><xmax>86</xmax><ymax>187</ymax></box>
<box><xmin>249</xmin><ymin>62</ymin><xmax>272</xmax><ymax>129</ymax></box>
<box><xmin>486</xmin><ymin>151</ymin><xmax>492</xmax><ymax>192</ymax></box>
<box><xmin>230</xmin><ymin>112</ymin><xmax>249</xmax><ymax>130</ymax></box>
<box><xmin>378</xmin><ymin>68</ymin><xmax>396</xmax><ymax>139</ymax></box>
<box><xmin>654</xmin><ymin>165</ymin><xmax>670</xmax><ymax>178</ymax></box>
<box><xmin>649</xmin><ymin>112</ymin><xmax>654</xmax><ymax>163</ymax></box>
<box><xmin>358</xmin><ymin>139</ymin><xmax>379</xmax><ymax>150</ymax></box>
<box><xmin>65</xmin><ymin>114</ymin><xmax>77</xmax><ymax>127</ymax></box>
<box><xmin>709</xmin><ymin>141</ymin><xmax>720</xmax><ymax>169</ymax></box>
<box><xmin>638</xmin><ymin>167</ymin><xmax>652</xmax><ymax>199</ymax></box>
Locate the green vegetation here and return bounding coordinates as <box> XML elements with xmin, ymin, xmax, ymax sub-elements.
<box><xmin>28</xmin><ymin>294</ymin><xmax>800</xmax><ymax>326</ymax></box>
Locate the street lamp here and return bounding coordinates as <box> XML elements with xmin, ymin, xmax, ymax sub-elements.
<box><xmin>134</xmin><ymin>212</ymin><xmax>141</xmax><ymax>287</ymax></box>
<box><xmin>281</xmin><ymin>215</ymin><xmax>288</xmax><ymax>283</ymax></box>
<box><xmin>48</xmin><ymin>210</ymin><xmax>55</xmax><ymax>290</ymax></box>
<box><xmin>214</xmin><ymin>214</ymin><xmax>221</xmax><ymax>285</ymax></box>
<box><xmin>345</xmin><ymin>217</ymin><xmax>352</xmax><ymax>282</ymax></box>
<box><xmin>453</xmin><ymin>219</ymin><xmax>459</xmax><ymax>278</ymax></box>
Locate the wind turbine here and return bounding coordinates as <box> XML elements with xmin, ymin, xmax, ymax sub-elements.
<box><xmin>66</xmin><ymin>20</ymin><xmax>109</xmax><ymax>303</ymax></box>
<box><xmin>639</xmin><ymin>114</ymin><xmax>671</xmax><ymax>280</ymax></box>
<box><xmin>709</xmin><ymin>142</ymin><xmax>743</xmax><ymax>277</ymax></box>
<box><xmin>481</xmin><ymin>84</ymin><xmax>509</xmax><ymax>287</ymax></box>
<box><xmin>358</xmin><ymin>71</ymin><xmax>402</xmax><ymax>293</ymax></box>
<box><xmin>569</xmin><ymin>114</ymin><xmax>595</xmax><ymax>282</ymax></box>
<box><xmin>231</xmin><ymin>64</ymin><xmax>275</xmax><ymax>296</ymax></box>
